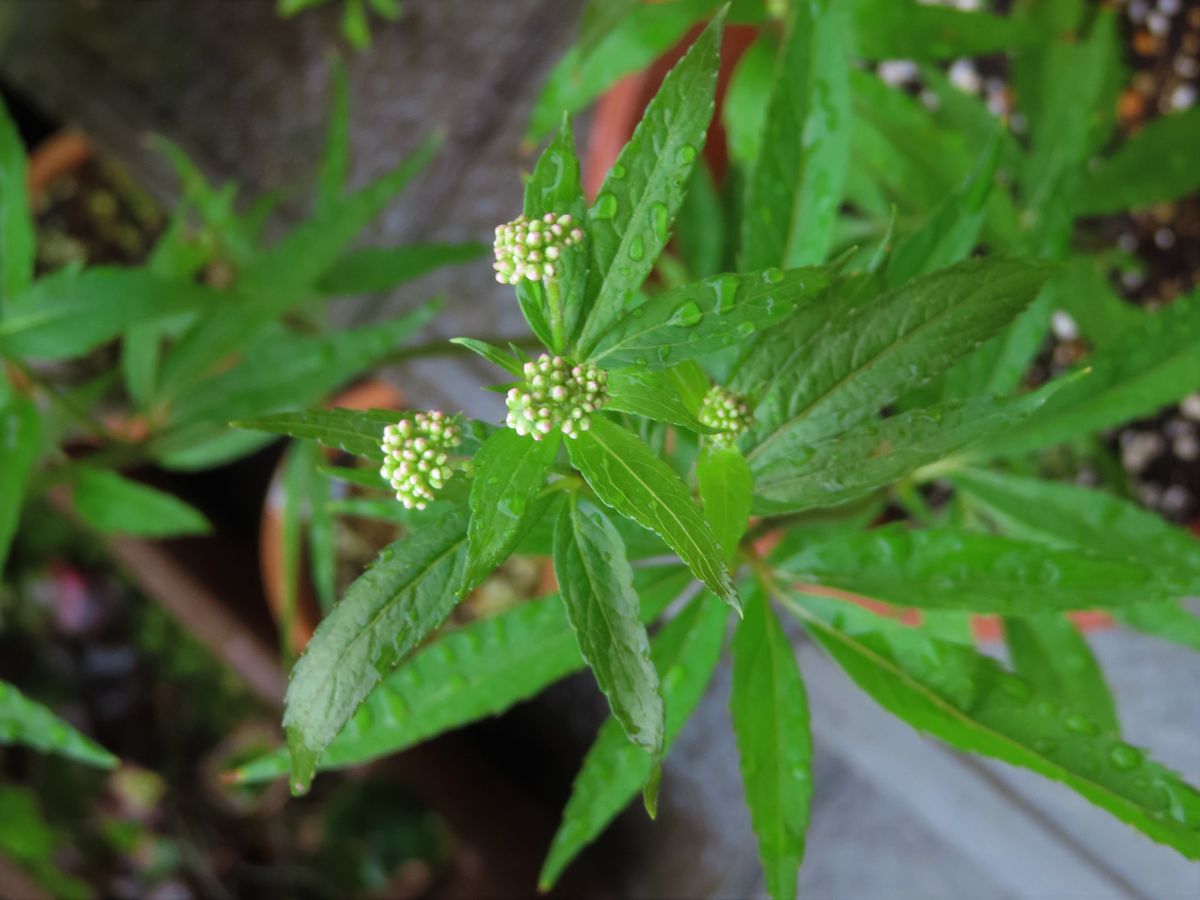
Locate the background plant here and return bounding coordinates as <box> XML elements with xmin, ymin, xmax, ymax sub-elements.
<box><xmin>227</xmin><ymin>5</ymin><xmax>1200</xmax><ymax>898</ymax></box>
<box><xmin>0</xmin><ymin>61</ymin><xmax>481</xmax><ymax>773</ymax></box>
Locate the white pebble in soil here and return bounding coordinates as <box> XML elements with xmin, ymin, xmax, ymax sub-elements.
<box><xmin>1173</xmin><ymin>431</ymin><xmax>1200</xmax><ymax>462</ymax></box>
<box><xmin>1159</xmin><ymin>0</ymin><xmax>1182</xmax><ymax>16</ymax></box>
<box><xmin>1174</xmin><ymin>55</ymin><xmax>1199</xmax><ymax>79</ymax></box>
<box><xmin>878</xmin><ymin>60</ymin><xmax>918</xmax><ymax>86</ymax></box>
<box><xmin>1181</xmin><ymin>393</ymin><xmax>1200</xmax><ymax>421</ymax></box>
<box><xmin>1121</xmin><ymin>430</ymin><xmax>1166</xmax><ymax>474</ymax></box>
<box><xmin>1169</xmin><ymin>84</ymin><xmax>1197</xmax><ymax>111</ymax></box>
<box><xmin>1160</xmin><ymin>485</ymin><xmax>1192</xmax><ymax>516</ymax></box>
<box><xmin>1051</xmin><ymin>310</ymin><xmax>1080</xmax><ymax>342</ymax></box>
<box><xmin>948</xmin><ymin>59</ymin><xmax>982</xmax><ymax>95</ymax></box>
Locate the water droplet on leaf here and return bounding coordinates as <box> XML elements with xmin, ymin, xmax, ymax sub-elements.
<box><xmin>593</xmin><ymin>192</ymin><xmax>618</xmax><ymax>219</ymax></box>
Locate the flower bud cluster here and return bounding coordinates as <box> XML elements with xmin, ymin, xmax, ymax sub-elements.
<box><xmin>380</xmin><ymin>412</ymin><xmax>461</xmax><ymax>509</ymax></box>
<box><xmin>505</xmin><ymin>354</ymin><xmax>608</xmax><ymax>440</ymax></box>
<box><xmin>699</xmin><ymin>386</ymin><xmax>753</xmax><ymax>446</ymax></box>
<box><xmin>493</xmin><ymin>212</ymin><xmax>584</xmax><ymax>285</ymax></box>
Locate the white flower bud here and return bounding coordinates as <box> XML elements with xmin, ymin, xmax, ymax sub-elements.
<box><xmin>380</xmin><ymin>411</ymin><xmax>463</xmax><ymax>509</ymax></box>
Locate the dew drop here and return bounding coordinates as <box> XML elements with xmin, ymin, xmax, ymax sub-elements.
<box><xmin>657</xmin><ymin>345</ymin><xmax>672</xmax><ymax>363</ymax></box>
<box><xmin>1033</xmin><ymin>737</ymin><xmax>1057</xmax><ymax>754</ymax></box>
<box><xmin>1108</xmin><ymin>743</ymin><xmax>1143</xmax><ymax>772</ymax></box>
<box><xmin>629</xmin><ymin>236</ymin><xmax>645</xmax><ymax>262</ymax></box>
<box><xmin>710</xmin><ymin>273</ymin><xmax>740</xmax><ymax>314</ymax></box>
<box><xmin>1065</xmin><ymin>713</ymin><xmax>1100</xmax><ymax>736</ymax></box>
<box><xmin>611</xmin><ymin>163</ymin><xmax>627</xmax><ymax>180</ymax></box>
<box><xmin>651</xmin><ymin>202</ymin><xmax>670</xmax><ymax>242</ymax></box>
<box><xmin>677</xmin><ymin>144</ymin><xmax>697</xmax><ymax>164</ymax></box>
<box><xmin>593</xmin><ymin>192</ymin><xmax>618</xmax><ymax>220</ymax></box>
<box><xmin>1000</xmin><ymin>676</ymin><xmax>1032</xmax><ymax>702</ymax></box>
<box><xmin>763</xmin><ymin>267</ymin><xmax>785</xmax><ymax>284</ymax></box>
<box><xmin>670</xmin><ymin>301</ymin><xmax>703</xmax><ymax>327</ymax></box>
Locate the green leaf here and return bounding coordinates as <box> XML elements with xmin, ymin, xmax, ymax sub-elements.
<box><xmin>786</xmin><ymin>591</ymin><xmax>1200</xmax><ymax>860</ymax></box>
<box><xmin>71</xmin><ymin>466</ymin><xmax>211</xmax><ymax>538</ymax></box>
<box><xmin>0</xmin><ymin>268</ymin><xmax>225</xmax><ymax>360</ymax></box>
<box><xmin>229</xmin><ymin>566</ymin><xmax>692</xmax><ymax>783</ymax></box>
<box><xmin>884</xmin><ymin>136</ymin><xmax>999</xmax><ymax>288</ymax></box>
<box><xmin>539</xmin><ymin>592</ymin><xmax>729</xmax><ymax>889</ymax></box>
<box><xmin>0</xmin><ymin>95</ymin><xmax>34</xmax><ymax>305</ymax></box>
<box><xmin>525</xmin><ymin>0</ymin><xmax>724</xmax><ymax>144</ymax></box>
<box><xmin>781</xmin><ymin>524</ymin><xmax>1169</xmax><ymax>613</ymax></box>
<box><xmin>675</xmin><ymin>162</ymin><xmax>727</xmax><ymax>279</ymax></box>
<box><xmin>740</xmin><ymin>0</ymin><xmax>850</xmax><ymax>270</ymax></box>
<box><xmin>341</xmin><ymin>0</ymin><xmax>372</xmax><ymax>50</ymax></box>
<box><xmin>463</xmin><ymin>428</ymin><xmax>560</xmax><ymax>591</ymax></box>
<box><xmin>742</xmin><ymin>259</ymin><xmax>1054</xmax><ymax>470</ymax></box>
<box><xmin>555</xmin><ymin>497</ymin><xmax>662</xmax><ymax>753</ymax></box>
<box><xmin>730</xmin><ymin>588</ymin><xmax>811</xmax><ymax>900</ymax></box>
<box><xmin>697</xmin><ymin>444</ymin><xmax>752</xmax><ymax>564</ymax></box>
<box><xmin>606</xmin><ymin>366</ymin><xmax>715</xmax><ymax>434</ymax></box>
<box><xmin>0</xmin><ymin>395</ymin><xmax>40</xmax><ymax>572</ymax></box>
<box><xmin>578</xmin><ymin>0</ymin><xmax>644</xmax><ymax>57</ymax></box>
<box><xmin>751</xmin><ymin>376</ymin><xmax>1066</xmax><ymax>516</ymax></box>
<box><xmin>318</xmin><ymin>243</ymin><xmax>486</xmax><ymax>295</ymax></box>
<box><xmin>283</xmin><ymin>507</ymin><xmax>470</xmax><ymax>793</ymax></box>
<box><xmin>449</xmin><ymin>337</ymin><xmax>523</xmax><ymax>375</ymax></box>
<box><xmin>567</xmin><ymin>416</ymin><xmax>738</xmax><ymax>609</ymax></box>
<box><xmin>0</xmin><ymin>680</ymin><xmax>117</xmax><ymax>768</ymax></box>
<box><xmin>168</xmin><ymin>302</ymin><xmax>436</xmax><ymax>427</ymax></box>
<box><xmin>723</xmin><ymin>34</ymin><xmax>775</xmax><ymax>169</ymax></box>
<box><xmin>850</xmin><ymin>0</ymin><xmax>1042</xmax><ymax>61</ymax></box>
<box><xmin>589</xmin><ymin>265</ymin><xmax>832</xmax><ymax>369</ymax></box>
<box><xmin>1006</xmin><ymin>615</ymin><xmax>1118</xmax><ymax>735</ymax></box>
<box><xmin>576</xmin><ymin>11</ymin><xmax>724</xmax><ymax>352</ymax></box>
<box><xmin>316</xmin><ymin>55</ymin><xmax>350</xmax><ymax>216</ymax></box>
<box><xmin>232</xmin><ymin>407</ymin><xmax>410</xmax><ymax>460</ymax></box>
<box><xmin>989</xmin><ymin>288</ymin><xmax>1200</xmax><ymax>456</ymax></box>
<box><xmin>1077</xmin><ymin>108</ymin><xmax>1200</xmax><ymax>215</ymax></box>
<box><xmin>949</xmin><ymin>468</ymin><xmax>1200</xmax><ymax>652</ymax></box>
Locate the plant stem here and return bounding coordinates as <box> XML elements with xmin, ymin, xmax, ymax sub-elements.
<box><xmin>3</xmin><ymin>354</ymin><xmax>122</xmax><ymax>443</ymax></box>
<box><xmin>544</xmin><ymin>278</ymin><xmax>566</xmax><ymax>353</ymax></box>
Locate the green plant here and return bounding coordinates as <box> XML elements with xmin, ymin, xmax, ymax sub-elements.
<box><xmin>0</xmin><ymin>65</ymin><xmax>480</xmax><ymax>765</ymax></box>
<box><xmin>277</xmin><ymin>0</ymin><xmax>402</xmax><ymax>51</ymax></box>
<box><xmin>226</xmin><ymin>5</ymin><xmax>1200</xmax><ymax>897</ymax></box>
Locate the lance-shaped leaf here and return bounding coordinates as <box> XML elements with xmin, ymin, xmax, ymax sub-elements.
<box><xmin>229</xmin><ymin>566</ymin><xmax>692</xmax><ymax>784</ymax></box>
<box><xmin>0</xmin><ymin>269</ymin><xmax>226</xmax><ymax>360</ymax></box>
<box><xmin>751</xmin><ymin>387</ymin><xmax>1061</xmax><ymax>514</ymax></box>
<box><xmin>576</xmin><ymin>11</ymin><xmax>724</xmax><ymax>352</ymax></box>
<box><xmin>555</xmin><ymin>498</ymin><xmax>662</xmax><ymax>753</ymax></box>
<box><xmin>731</xmin><ymin>589</ymin><xmax>812</xmax><ymax>900</ymax></box>
<box><xmin>318</xmin><ymin>243</ymin><xmax>487</xmax><ymax>295</ymax></box>
<box><xmin>158</xmin><ymin>137</ymin><xmax>436</xmax><ymax>397</ymax></box>
<box><xmin>539</xmin><ymin>593</ymin><xmax>729</xmax><ymax>890</ymax></box>
<box><xmin>71</xmin><ymin>467</ymin><xmax>211</xmax><ymax>538</ymax></box>
<box><xmin>740</xmin><ymin>0</ymin><xmax>850</xmax><ymax>271</ymax></box>
<box><xmin>232</xmin><ymin>408</ymin><xmax>486</xmax><ymax>461</ymax></box>
<box><xmin>987</xmin><ymin>288</ymin><xmax>1200</xmax><ymax>456</ymax></box>
<box><xmin>0</xmin><ymin>680</ymin><xmax>117</xmax><ymax>769</ymax></box>
<box><xmin>525</xmin><ymin>0</ymin><xmax>725</xmax><ymax>143</ymax></box>
<box><xmin>0</xmin><ymin>396</ymin><xmax>40</xmax><ymax>571</ymax></box>
<box><xmin>567</xmin><ymin>416</ymin><xmax>738</xmax><ymax>609</ymax></box>
<box><xmin>463</xmin><ymin>428</ymin><xmax>560</xmax><ymax>591</ymax></box>
<box><xmin>315</xmin><ymin>54</ymin><xmax>351</xmax><ymax>216</ymax></box>
<box><xmin>170</xmin><ymin>302</ymin><xmax>437</xmax><ymax>427</ymax></box>
<box><xmin>697</xmin><ymin>444</ymin><xmax>753</xmax><ymax>564</ymax></box>
<box><xmin>743</xmin><ymin>259</ymin><xmax>1054</xmax><ymax>469</ymax></box>
<box><xmin>786</xmin><ymin>591</ymin><xmax>1200</xmax><ymax>860</ymax></box>
<box><xmin>1077</xmin><ymin>108</ymin><xmax>1200</xmax><ymax>216</ymax></box>
<box><xmin>1006</xmin><ymin>614</ymin><xmax>1119</xmax><ymax>736</ymax></box>
<box><xmin>450</xmin><ymin>337</ymin><xmax>524</xmax><ymax>376</ymax></box>
<box><xmin>588</xmin><ymin>266</ymin><xmax>832</xmax><ymax>369</ymax></box>
<box><xmin>283</xmin><ymin>507</ymin><xmax>470</xmax><ymax>793</ymax></box>
<box><xmin>0</xmin><ymin>95</ymin><xmax>34</xmax><ymax>304</ymax></box>
<box><xmin>849</xmin><ymin>0</ymin><xmax>1042</xmax><ymax>61</ymax></box>
<box><xmin>950</xmin><ymin>468</ymin><xmax>1200</xmax><ymax>651</ymax></box>
<box><xmin>606</xmin><ymin>367</ymin><xmax>715</xmax><ymax>434</ymax></box>
<box><xmin>780</xmin><ymin>524</ymin><xmax>1170</xmax><ymax>613</ymax></box>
